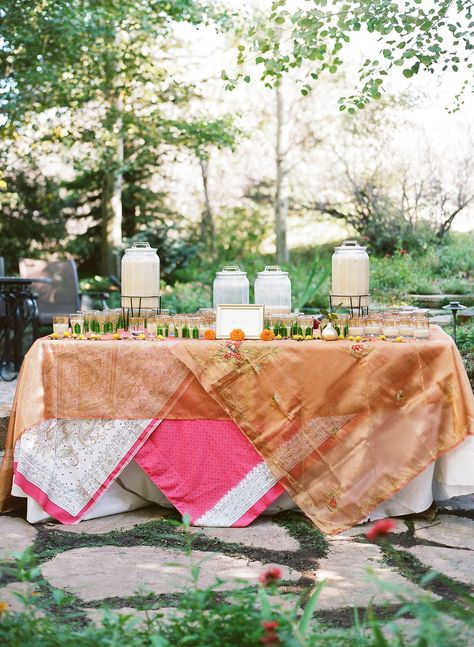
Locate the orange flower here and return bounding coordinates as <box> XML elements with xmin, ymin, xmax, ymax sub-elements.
<box><xmin>0</xmin><ymin>600</ymin><xmax>9</xmax><ymax>614</ymax></box>
<box><xmin>229</xmin><ymin>328</ymin><xmax>245</xmax><ymax>341</ymax></box>
<box><xmin>203</xmin><ymin>329</ymin><xmax>216</xmax><ymax>340</ymax></box>
<box><xmin>260</xmin><ymin>329</ymin><xmax>275</xmax><ymax>341</ymax></box>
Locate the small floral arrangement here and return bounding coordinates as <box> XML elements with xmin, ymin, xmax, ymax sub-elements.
<box><xmin>203</xmin><ymin>329</ymin><xmax>216</xmax><ymax>340</ymax></box>
<box><xmin>229</xmin><ymin>328</ymin><xmax>245</xmax><ymax>341</ymax></box>
<box><xmin>260</xmin><ymin>329</ymin><xmax>275</xmax><ymax>341</ymax></box>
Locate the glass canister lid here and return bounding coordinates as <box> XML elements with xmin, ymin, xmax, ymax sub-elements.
<box><xmin>124</xmin><ymin>241</ymin><xmax>158</xmax><ymax>253</ymax></box>
<box><xmin>215</xmin><ymin>265</ymin><xmax>247</xmax><ymax>276</ymax></box>
<box><xmin>257</xmin><ymin>265</ymin><xmax>288</xmax><ymax>277</ymax></box>
<box><xmin>334</xmin><ymin>240</ymin><xmax>366</xmax><ymax>252</ymax></box>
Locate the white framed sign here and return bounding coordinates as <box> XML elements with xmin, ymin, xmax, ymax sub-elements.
<box><xmin>216</xmin><ymin>304</ymin><xmax>265</xmax><ymax>340</ymax></box>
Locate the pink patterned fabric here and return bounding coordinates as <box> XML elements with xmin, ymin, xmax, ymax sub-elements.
<box><xmin>13</xmin><ymin>419</ymin><xmax>284</xmax><ymax>526</ymax></box>
<box><xmin>134</xmin><ymin>420</ymin><xmax>285</xmax><ymax>527</ymax></box>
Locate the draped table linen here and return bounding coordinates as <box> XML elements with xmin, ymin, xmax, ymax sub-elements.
<box><xmin>1</xmin><ymin>327</ymin><xmax>473</xmax><ymax>534</ymax></box>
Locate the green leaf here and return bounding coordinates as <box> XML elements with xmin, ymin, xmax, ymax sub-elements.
<box><xmin>298</xmin><ymin>580</ymin><xmax>326</xmax><ymax>635</ymax></box>
<box><xmin>402</xmin><ymin>68</ymin><xmax>414</xmax><ymax>78</ymax></box>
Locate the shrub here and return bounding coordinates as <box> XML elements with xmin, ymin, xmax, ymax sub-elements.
<box><xmin>161</xmin><ymin>280</ymin><xmax>212</xmax><ymax>313</ymax></box>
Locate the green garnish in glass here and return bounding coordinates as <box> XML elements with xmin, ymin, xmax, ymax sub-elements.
<box><xmin>279</xmin><ymin>325</ymin><xmax>288</xmax><ymax>337</ymax></box>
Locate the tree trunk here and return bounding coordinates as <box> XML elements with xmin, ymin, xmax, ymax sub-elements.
<box><xmin>100</xmin><ymin>28</ymin><xmax>124</xmax><ymax>277</ymax></box>
<box><xmin>101</xmin><ymin>126</ymin><xmax>123</xmax><ymax>276</ymax></box>
<box><xmin>275</xmin><ymin>84</ymin><xmax>289</xmax><ymax>264</ymax></box>
<box><xmin>199</xmin><ymin>157</ymin><xmax>215</xmax><ymax>255</ymax></box>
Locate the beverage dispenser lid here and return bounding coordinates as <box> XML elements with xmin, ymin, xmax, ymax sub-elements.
<box><xmin>334</xmin><ymin>240</ymin><xmax>366</xmax><ymax>252</ymax></box>
<box><xmin>257</xmin><ymin>265</ymin><xmax>288</xmax><ymax>277</ymax></box>
<box><xmin>124</xmin><ymin>241</ymin><xmax>158</xmax><ymax>253</ymax></box>
<box><xmin>216</xmin><ymin>265</ymin><xmax>247</xmax><ymax>276</ymax></box>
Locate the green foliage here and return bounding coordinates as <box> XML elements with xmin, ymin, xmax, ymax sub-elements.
<box><xmin>162</xmin><ymin>280</ymin><xmax>212</xmax><ymax>313</ymax></box>
<box><xmin>0</xmin><ymin>0</ymin><xmax>239</xmax><ymax>274</ymax></box>
<box><xmin>448</xmin><ymin>321</ymin><xmax>474</xmax><ymax>389</ymax></box>
<box><xmin>234</xmin><ymin>1</ymin><xmax>474</xmax><ymax>110</ymax></box>
<box><xmin>370</xmin><ymin>233</ymin><xmax>474</xmax><ymax>303</ymax></box>
<box><xmin>0</xmin><ymin>167</ymin><xmax>67</xmax><ymax>272</ymax></box>
<box><xmin>214</xmin><ymin>205</ymin><xmax>271</xmax><ymax>260</ymax></box>
<box><xmin>2</xmin><ymin>546</ymin><xmax>474</xmax><ymax>646</ymax></box>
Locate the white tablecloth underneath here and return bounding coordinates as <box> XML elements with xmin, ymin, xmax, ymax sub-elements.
<box><xmin>12</xmin><ymin>435</ymin><xmax>474</xmax><ymax>526</ymax></box>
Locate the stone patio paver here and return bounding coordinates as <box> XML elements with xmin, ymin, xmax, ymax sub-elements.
<box><xmin>438</xmin><ymin>494</ymin><xmax>474</xmax><ymax>512</ymax></box>
<box><xmin>187</xmin><ymin>518</ymin><xmax>300</xmax><ymax>551</ymax></box>
<box><xmin>41</xmin><ymin>545</ymin><xmax>300</xmax><ymax>602</ymax></box>
<box><xmin>46</xmin><ymin>508</ymin><xmax>173</xmax><ymax>535</ymax></box>
<box><xmin>0</xmin><ymin>516</ymin><xmax>37</xmax><ymax>560</ymax></box>
<box><xmin>408</xmin><ymin>545</ymin><xmax>474</xmax><ymax>587</ymax></box>
<box><xmin>414</xmin><ymin>515</ymin><xmax>474</xmax><ymax>549</ymax></box>
<box><xmin>315</xmin><ymin>540</ymin><xmax>430</xmax><ymax>610</ymax></box>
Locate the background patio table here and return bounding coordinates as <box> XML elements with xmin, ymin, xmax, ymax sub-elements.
<box><xmin>1</xmin><ymin>327</ymin><xmax>473</xmax><ymax>534</ymax></box>
<box><xmin>0</xmin><ymin>277</ymin><xmax>52</xmax><ymax>381</ymax></box>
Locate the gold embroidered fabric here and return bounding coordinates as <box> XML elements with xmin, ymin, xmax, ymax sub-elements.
<box><xmin>171</xmin><ymin>329</ymin><xmax>474</xmax><ymax>533</ymax></box>
<box><xmin>1</xmin><ymin>328</ymin><xmax>473</xmax><ymax>535</ymax></box>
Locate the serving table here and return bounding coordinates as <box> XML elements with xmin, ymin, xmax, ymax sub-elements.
<box><xmin>0</xmin><ymin>327</ymin><xmax>473</xmax><ymax>534</ymax></box>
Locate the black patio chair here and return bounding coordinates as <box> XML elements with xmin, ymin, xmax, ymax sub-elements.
<box><xmin>19</xmin><ymin>258</ymin><xmax>109</xmax><ymax>337</ymax></box>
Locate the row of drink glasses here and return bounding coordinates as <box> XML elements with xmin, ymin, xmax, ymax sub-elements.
<box><xmin>52</xmin><ymin>308</ymin><xmax>217</xmax><ymax>338</ymax></box>
<box><xmin>52</xmin><ymin>309</ymin><xmax>431</xmax><ymax>341</ymax></box>
<box><xmin>346</xmin><ymin>313</ymin><xmax>430</xmax><ymax>339</ymax></box>
<box><xmin>266</xmin><ymin>313</ymin><xmax>314</xmax><ymax>338</ymax></box>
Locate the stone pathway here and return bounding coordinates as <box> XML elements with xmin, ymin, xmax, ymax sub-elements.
<box><xmin>1</xmin><ymin>506</ymin><xmax>473</xmax><ymax>626</ymax></box>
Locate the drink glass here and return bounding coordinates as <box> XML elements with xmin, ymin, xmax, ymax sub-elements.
<box><xmin>146</xmin><ymin>316</ymin><xmax>158</xmax><ymax>338</ymax></box>
<box><xmin>95</xmin><ymin>311</ymin><xmax>107</xmax><ymax>334</ymax></box>
<box><xmin>399</xmin><ymin>316</ymin><xmax>415</xmax><ymax>338</ymax></box>
<box><xmin>198</xmin><ymin>308</ymin><xmax>216</xmax><ymax>331</ymax></box>
<box><xmin>278</xmin><ymin>314</ymin><xmax>293</xmax><ymax>338</ymax></box>
<box><xmin>413</xmin><ymin>316</ymin><xmax>430</xmax><ymax>340</ymax></box>
<box><xmin>173</xmin><ymin>315</ymin><xmax>184</xmax><ymax>338</ymax></box>
<box><xmin>348</xmin><ymin>317</ymin><xmax>364</xmax><ymax>337</ymax></box>
<box><xmin>70</xmin><ymin>313</ymin><xmax>84</xmax><ymax>335</ymax></box>
<box><xmin>364</xmin><ymin>316</ymin><xmax>381</xmax><ymax>337</ymax></box>
<box><xmin>381</xmin><ymin>315</ymin><xmax>400</xmax><ymax>339</ymax></box>
<box><xmin>129</xmin><ymin>316</ymin><xmax>146</xmax><ymax>335</ymax></box>
<box><xmin>189</xmin><ymin>315</ymin><xmax>201</xmax><ymax>339</ymax></box>
<box><xmin>84</xmin><ymin>310</ymin><xmax>99</xmax><ymax>334</ymax></box>
<box><xmin>52</xmin><ymin>316</ymin><xmax>69</xmax><ymax>336</ymax></box>
<box><xmin>297</xmin><ymin>314</ymin><xmax>314</xmax><ymax>337</ymax></box>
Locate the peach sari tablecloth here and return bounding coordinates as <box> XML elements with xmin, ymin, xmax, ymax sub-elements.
<box><xmin>1</xmin><ymin>327</ymin><xmax>473</xmax><ymax>534</ymax></box>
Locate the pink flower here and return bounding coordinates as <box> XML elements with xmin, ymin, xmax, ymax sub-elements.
<box><xmin>262</xmin><ymin>621</ymin><xmax>279</xmax><ymax>631</ymax></box>
<box><xmin>399</xmin><ymin>249</ymin><xmax>408</xmax><ymax>255</ymax></box>
<box><xmin>259</xmin><ymin>567</ymin><xmax>282</xmax><ymax>586</ymax></box>
<box><xmin>366</xmin><ymin>518</ymin><xmax>396</xmax><ymax>539</ymax></box>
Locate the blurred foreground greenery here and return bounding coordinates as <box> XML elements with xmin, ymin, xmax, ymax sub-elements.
<box><xmin>2</xmin><ymin>536</ymin><xmax>474</xmax><ymax>647</ymax></box>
